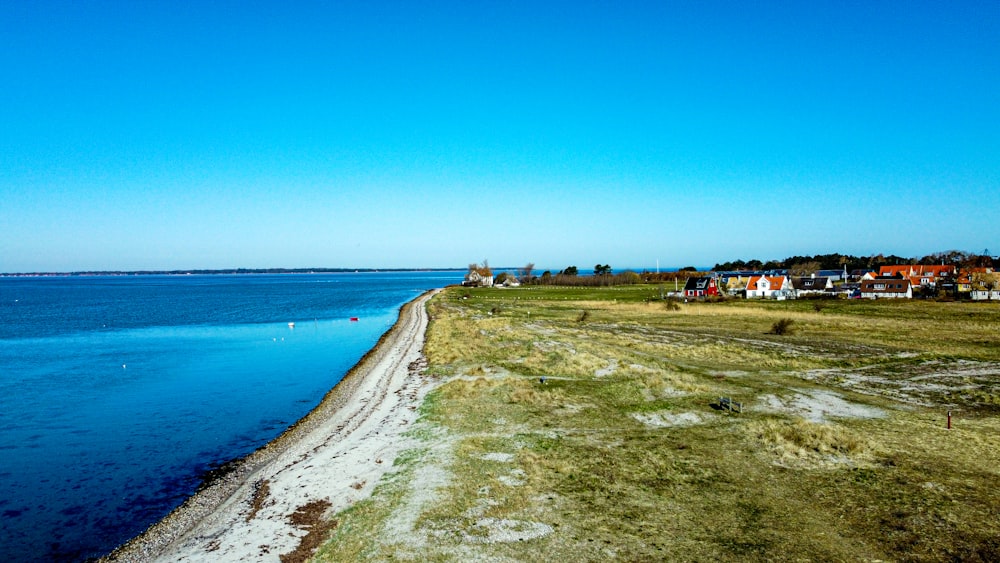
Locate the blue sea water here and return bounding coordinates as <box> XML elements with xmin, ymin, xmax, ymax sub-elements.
<box><xmin>0</xmin><ymin>272</ymin><xmax>462</xmax><ymax>562</ymax></box>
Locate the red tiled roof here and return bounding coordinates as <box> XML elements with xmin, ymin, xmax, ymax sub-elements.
<box><xmin>878</xmin><ymin>265</ymin><xmax>955</xmax><ymax>277</ymax></box>
<box><xmin>746</xmin><ymin>276</ymin><xmax>786</xmax><ymax>290</ymax></box>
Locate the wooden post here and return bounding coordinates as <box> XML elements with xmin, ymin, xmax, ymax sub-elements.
<box><xmin>947</xmin><ymin>410</ymin><xmax>952</xmax><ymax>430</ymax></box>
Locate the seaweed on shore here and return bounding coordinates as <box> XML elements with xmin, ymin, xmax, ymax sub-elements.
<box><xmin>196</xmin><ymin>455</ymin><xmax>251</xmax><ymax>492</ymax></box>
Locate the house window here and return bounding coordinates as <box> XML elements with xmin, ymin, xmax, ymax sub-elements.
<box><xmin>874</xmin><ymin>283</ymin><xmax>885</xmax><ymax>290</ymax></box>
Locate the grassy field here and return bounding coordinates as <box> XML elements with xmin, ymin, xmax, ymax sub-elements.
<box><xmin>312</xmin><ymin>287</ymin><xmax>1000</xmax><ymax>562</ymax></box>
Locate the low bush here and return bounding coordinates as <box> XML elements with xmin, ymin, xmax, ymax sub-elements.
<box><xmin>769</xmin><ymin>318</ymin><xmax>795</xmax><ymax>335</ymax></box>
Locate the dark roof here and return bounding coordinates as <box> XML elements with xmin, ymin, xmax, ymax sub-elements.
<box><xmin>792</xmin><ymin>277</ymin><xmax>830</xmax><ymax>290</ymax></box>
<box><xmin>861</xmin><ymin>279</ymin><xmax>911</xmax><ymax>293</ymax></box>
<box><xmin>683</xmin><ymin>276</ymin><xmax>715</xmax><ymax>291</ymax></box>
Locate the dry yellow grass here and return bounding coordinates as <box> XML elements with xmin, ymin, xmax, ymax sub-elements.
<box><xmin>313</xmin><ymin>287</ymin><xmax>1000</xmax><ymax>562</ymax></box>
<box><xmin>745</xmin><ymin>418</ymin><xmax>874</xmax><ymax>468</ymax></box>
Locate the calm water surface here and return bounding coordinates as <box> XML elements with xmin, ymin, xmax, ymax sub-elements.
<box><xmin>0</xmin><ymin>272</ymin><xmax>461</xmax><ymax>561</ymax></box>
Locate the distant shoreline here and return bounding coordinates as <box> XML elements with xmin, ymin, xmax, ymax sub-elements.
<box><xmin>0</xmin><ymin>268</ymin><xmax>465</xmax><ymax>277</ymax></box>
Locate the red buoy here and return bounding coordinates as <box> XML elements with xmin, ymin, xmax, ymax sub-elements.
<box><xmin>350</xmin><ymin>317</ymin><xmax>359</xmax><ymax>321</ymax></box>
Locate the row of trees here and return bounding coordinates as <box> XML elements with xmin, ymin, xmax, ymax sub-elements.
<box><xmin>713</xmin><ymin>250</ymin><xmax>998</xmax><ymax>273</ymax></box>
<box><xmin>529</xmin><ymin>264</ymin><xmax>640</xmax><ymax>286</ymax></box>
<box><xmin>473</xmin><ymin>249</ymin><xmax>997</xmax><ymax>289</ymax></box>
<box><xmin>472</xmin><ymin>260</ymin><xmax>644</xmax><ymax>287</ymax></box>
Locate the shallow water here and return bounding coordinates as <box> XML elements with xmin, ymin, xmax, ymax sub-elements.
<box><xmin>0</xmin><ymin>272</ymin><xmax>460</xmax><ymax>561</ymax></box>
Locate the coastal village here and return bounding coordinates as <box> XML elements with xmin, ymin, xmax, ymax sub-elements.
<box><xmin>464</xmin><ymin>260</ymin><xmax>1000</xmax><ymax>301</ymax></box>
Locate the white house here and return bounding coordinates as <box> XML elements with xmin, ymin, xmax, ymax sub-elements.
<box><xmin>745</xmin><ymin>276</ymin><xmax>793</xmax><ymax>299</ymax></box>
<box><xmin>792</xmin><ymin>276</ymin><xmax>833</xmax><ymax>297</ymax></box>
<box><xmin>463</xmin><ymin>269</ymin><xmax>494</xmax><ymax>287</ymax></box>
<box><xmin>860</xmin><ymin>278</ymin><xmax>912</xmax><ymax>299</ymax></box>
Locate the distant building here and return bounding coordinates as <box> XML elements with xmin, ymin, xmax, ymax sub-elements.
<box><xmin>792</xmin><ymin>276</ymin><xmax>833</xmax><ymax>296</ymax></box>
<box><xmin>816</xmin><ymin>269</ymin><xmax>847</xmax><ymax>282</ymax></box>
<box><xmin>838</xmin><ymin>282</ymin><xmax>862</xmax><ymax>299</ymax></box>
<box><xmin>860</xmin><ymin>278</ymin><xmax>912</xmax><ymax>299</ymax></box>
<box><xmin>683</xmin><ymin>276</ymin><xmax>720</xmax><ymax>299</ymax></box>
<box><xmin>878</xmin><ymin>265</ymin><xmax>954</xmax><ymax>287</ymax></box>
<box><xmin>971</xmin><ymin>289</ymin><xmax>1000</xmax><ymax>301</ymax></box>
<box><xmin>849</xmin><ymin>269</ymin><xmax>871</xmax><ymax>281</ymax></box>
<box><xmin>463</xmin><ymin>268</ymin><xmax>494</xmax><ymax>287</ymax></box>
<box><xmin>745</xmin><ymin>276</ymin><xmax>793</xmax><ymax>299</ymax></box>
<box><xmin>716</xmin><ymin>271</ymin><xmax>758</xmax><ymax>289</ymax></box>
<box><xmin>969</xmin><ymin>269</ymin><xmax>999</xmax><ymax>300</ymax></box>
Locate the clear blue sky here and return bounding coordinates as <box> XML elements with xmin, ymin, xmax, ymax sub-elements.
<box><xmin>2</xmin><ymin>1</ymin><xmax>997</xmax><ymax>272</ymax></box>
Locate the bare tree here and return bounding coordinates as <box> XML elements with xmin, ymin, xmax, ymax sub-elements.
<box><xmin>518</xmin><ymin>262</ymin><xmax>535</xmax><ymax>282</ymax></box>
<box><xmin>789</xmin><ymin>261</ymin><xmax>821</xmax><ymax>277</ymax></box>
<box><xmin>467</xmin><ymin>259</ymin><xmax>492</xmax><ymax>278</ymax></box>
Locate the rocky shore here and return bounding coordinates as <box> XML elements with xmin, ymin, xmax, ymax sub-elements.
<box><xmin>105</xmin><ymin>289</ymin><xmax>440</xmax><ymax>562</ymax></box>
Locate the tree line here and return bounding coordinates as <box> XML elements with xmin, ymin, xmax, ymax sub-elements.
<box><xmin>481</xmin><ymin>261</ymin><xmax>645</xmax><ymax>287</ymax></box>
<box><xmin>473</xmin><ymin>249</ymin><xmax>998</xmax><ymax>289</ymax></box>
<box><xmin>713</xmin><ymin>250</ymin><xmax>997</xmax><ymax>273</ymax></box>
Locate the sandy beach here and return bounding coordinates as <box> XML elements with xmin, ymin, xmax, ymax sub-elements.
<box><xmin>106</xmin><ymin>289</ymin><xmax>440</xmax><ymax>562</ymax></box>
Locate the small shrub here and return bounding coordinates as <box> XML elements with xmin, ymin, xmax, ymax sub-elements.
<box><xmin>769</xmin><ymin>318</ymin><xmax>795</xmax><ymax>335</ymax></box>
<box><xmin>490</xmin><ymin>306</ymin><xmax>501</xmax><ymax>315</ymax></box>
<box><xmin>664</xmin><ymin>300</ymin><xmax>681</xmax><ymax>311</ymax></box>
<box><xmin>813</xmin><ymin>301</ymin><xmax>826</xmax><ymax>313</ymax></box>
<box><xmin>576</xmin><ymin>310</ymin><xmax>590</xmax><ymax>322</ymax></box>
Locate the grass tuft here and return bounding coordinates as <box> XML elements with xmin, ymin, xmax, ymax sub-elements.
<box><xmin>747</xmin><ymin>418</ymin><xmax>872</xmax><ymax>463</ymax></box>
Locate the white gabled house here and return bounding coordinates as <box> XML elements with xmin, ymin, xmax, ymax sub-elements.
<box><xmin>463</xmin><ymin>268</ymin><xmax>494</xmax><ymax>287</ymax></box>
<box><xmin>745</xmin><ymin>275</ymin><xmax>793</xmax><ymax>299</ymax></box>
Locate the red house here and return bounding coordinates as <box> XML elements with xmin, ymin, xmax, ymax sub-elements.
<box><xmin>683</xmin><ymin>276</ymin><xmax>719</xmax><ymax>298</ymax></box>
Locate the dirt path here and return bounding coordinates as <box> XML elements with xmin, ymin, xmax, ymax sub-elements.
<box><xmin>107</xmin><ymin>290</ymin><xmax>440</xmax><ymax>562</ymax></box>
